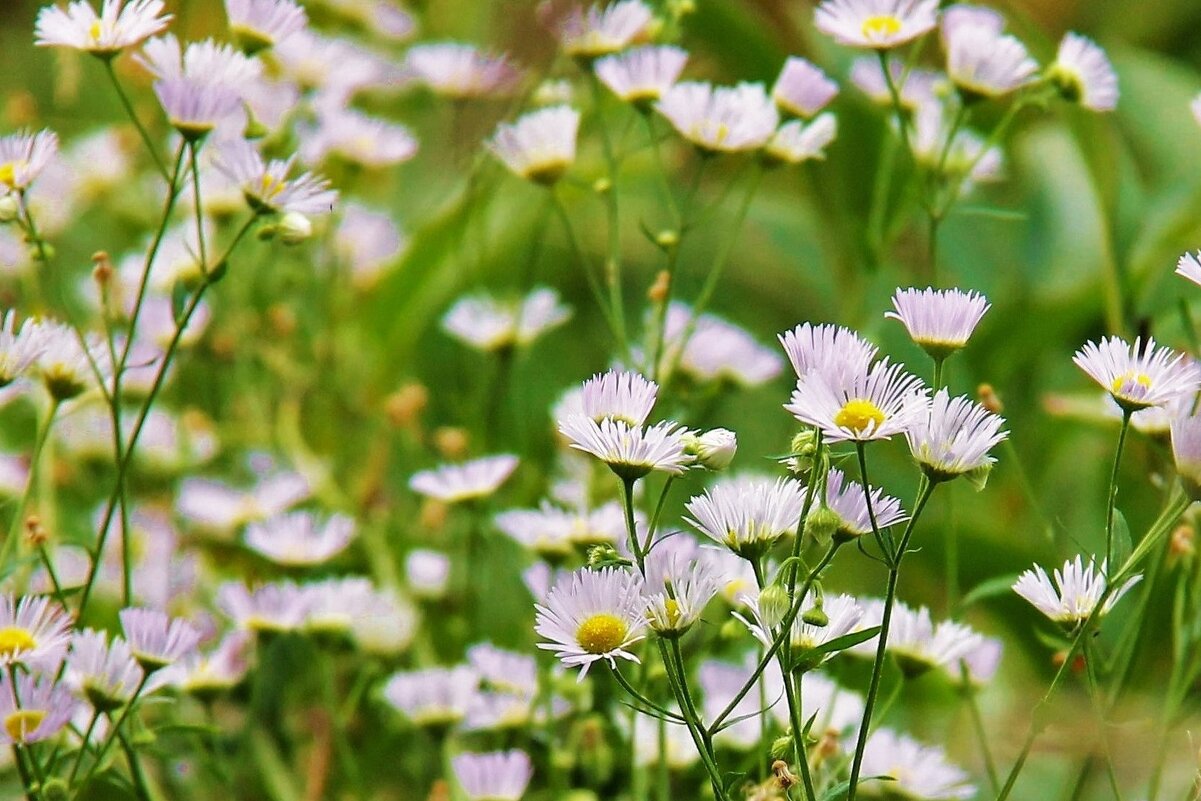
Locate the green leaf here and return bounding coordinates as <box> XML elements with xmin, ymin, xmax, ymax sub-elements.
<box><xmin>951</xmin><ymin>205</ymin><xmax>1028</xmax><ymax>222</ymax></box>
<box><xmin>250</xmin><ymin>728</ymin><xmax>301</xmax><ymax>801</ymax></box>
<box><xmin>960</xmin><ymin>573</ymin><xmax>1021</xmax><ymax>609</ymax></box>
<box><xmin>811</xmin><ymin>626</ymin><xmax>880</xmax><ymax>657</ymax></box>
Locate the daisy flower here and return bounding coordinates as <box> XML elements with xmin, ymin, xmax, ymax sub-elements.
<box><xmin>217</xmin><ymin>580</ymin><xmax>314</xmax><ymax>633</ymax></box>
<box><xmin>885</xmin><ymin>287</ymin><xmax>990</xmax><ymax>359</ymax></box>
<box><xmin>383</xmin><ymin>666</ymin><xmax>477</xmax><ymax>728</ymax></box>
<box><xmin>656</xmin><ymin>82</ymin><xmax>779</xmax><ymax>154</ymax></box>
<box><xmin>0</xmin><ymin>130</ymin><xmax>59</xmax><ymax>192</ymax></box>
<box><xmin>213</xmin><ymin>139</ymin><xmax>337</xmax><ymax>216</ymax></box>
<box><xmin>738</xmin><ymin>591</ymin><xmax>864</xmax><ymax>669</ymax></box>
<box><xmin>408</xmin><ymin>455</ymin><xmax>519</xmax><ymax>503</ymax></box>
<box><xmin>1177</xmin><ymin>251</ymin><xmax>1201</xmax><ymax>288</ymax></box>
<box><xmin>119</xmin><ymin>607</ymin><xmax>201</xmax><ymax>672</ymax></box>
<box><xmin>303</xmin><ymin>576</ymin><xmax>377</xmax><ymax>635</ymax></box>
<box><xmin>958</xmin><ymin>635</ymin><xmax>1002</xmax><ymax>685</ymax></box>
<box><xmin>881</xmin><ymin>602</ymin><xmax>983</xmax><ymax>677</ymax></box>
<box><xmin>938</xmin><ymin>3</ymin><xmax>1004</xmax><ymax>43</ymax></box>
<box><xmin>488</xmin><ymin>105</ymin><xmax>580</xmax><ymax>185</ymax></box>
<box><xmin>0</xmin><ymin>674</ymin><xmax>75</xmax><ymax>745</ymax></box>
<box><xmin>157</xmin><ymin>632</ymin><xmax>253</xmax><ymax>701</ymax></box>
<box><xmin>859</xmin><ymin>728</ymin><xmax>975</xmax><ymax>799</ymax></box>
<box><xmin>441</xmin><ymin>288</ymin><xmax>572</xmax><ymax>352</ymax></box>
<box><xmin>686</xmin><ymin>428</ymin><xmax>739</xmax><ymax>471</ymax></box>
<box><xmin>30</xmin><ymin>322</ymin><xmax>108</xmax><ymax>400</ymax></box>
<box><xmin>850</xmin><ymin>56</ymin><xmax>943</xmax><ymax>110</ymax></box>
<box><xmin>684</xmin><ymin>475</ymin><xmax>807</xmax><ymax>559</ymax></box>
<box><xmin>944</xmin><ymin>22</ymin><xmax>1038</xmax><ymax>99</ymax></box>
<box><xmin>0</xmin><ymin>595</ymin><xmax>72</xmax><ymax>672</ymax></box>
<box><xmin>765</xmin><ymin>114</ymin><xmax>838</xmax><ymax>165</ymax></box>
<box><xmin>300</xmin><ymin>108</ymin><xmax>418</xmax><ymax>169</ymax></box>
<box><xmin>642</xmin><ymin>548</ymin><xmax>723</xmax><ymax>637</ymax></box>
<box><xmin>244</xmin><ymin>511</ymin><xmax>356</xmax><ymax>566</ymax></box>
<box><xmin>910</xmin><ymin>100</ymin><xmax>1003</xmax><ymax>185</ymax></box>
<box><xmin>772</xmin><ymin>57</ymin><xmax>839</xmax><ymax>119</ymax></box>
<box><xmin>495</xmin><ymin>503</ymin><xmax>620</xmax><ymax>560</ymax></box>
<box><xmin>577</xmin><ymin>370</ymin><xmax>658</xmax><ymax>425</ymax></box>
<box><xmin>821</xmin><ymin>467</ymin><xmax>908</xmax><ymax>540</ymax></box>
<box><xmin>906</xmin><ymin>389</ymin><xmax>1007</xmax><ymax>482</ymax></box>
<box><xmin>154</xmin><ymin>77</ymin><xmax>242</xmax><ymax>140</ymax></box>
<box><xmin>405</xmin><ymin>549</ymin><xmax>451</xmax><ymax>599</ymax></box>
<box><xmin>559</xmin><ymin>417</ymin><xmax>695</xmax><ymax>480</ymax></box>
<box><xmin>335</xmin><ymin>202</ymin><xmax>406</xmax><ymax>287</ymax></box>
<box><xmin>778</xmin><ymin>322</ymin><xmax>878</xmax><ymax>384</ymax></box>
<box><xmin>225</xmin><ymin>0</ymin><xmax>307</xmax><ymax>53</ymax></box>
<box><xmin>68</xmin><ymin>630</ymin><xmax>145</xmax><ymax>711</ymax></box>
<box><xmin>814</xmin><ymin>0</ymin><xmax>940</xmax><ymax>51</ymax></box>
<box><xmin>595</xmin><ymin>45</ymin><xmax>688</xmax><ymax>107</ymax></box>
<box><xmin>1074</xmin><ymin>336</ymin><xmax>1201</xmax><ymax>412</ymax></box>
<box><xmin>657</xmin><ymin>303</ymin><xmax>785</xmax><ymax>387</ymax></box>
<box><xmin>535</xmin><ymin>567</ymin><xmax>647</xmax><ymax>679</ymax></box>
<box><xmin>35</xmin><ymin>0</ymin><xmax>171</xmax><ymax>57</ymax></box>
<box><xmin>557</xmin><ymin>0</ymin><xmax>653</xmax><ymax>61</ymax></box>
<box><xmin>1172</xmin><ymin>415</ymin><xmax>1201</xmax><ymax>499</ymax></box>
<box><xmin>467</xmin><ymin>644</ymin><xmax>538</xmax><ymax>698</ymax></box>
<box><xmin>405</xmin><ymin>42</ymin><xmax>523</xmax><ymax>99</ymax></box>
<box><xmin>1012</xmin><ymin>555</ymin><xmax>1141</xmax><ymax>626</ymax></box>
<box><xmin>786</xmin><ymin>359</ymin><xmax>928</xmax><ymax>443</ymax></box>
<box><xmin>452</xmin><ymin>750</ymin><xmax>534</xmax><ymax>801</ymax></box>
<box><xmin>0</xmin><ymin>311</ymin><xmax>45</xmax><ymax>387</ymax></box>
<box><xmin>1048</xmin><ymin>33</ymin><xmax>1118</xmax><ymax>112</ymax></box>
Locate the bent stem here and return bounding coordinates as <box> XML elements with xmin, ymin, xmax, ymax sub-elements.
<box><xmin>589</xmin><ymin>73</ymin><xmax>629</xmax><ymax>362</ymax></box>
<box><xmin>104</xmin><ymin>59</ymin><xmax>168</xmax><ymax>181</ymax></box>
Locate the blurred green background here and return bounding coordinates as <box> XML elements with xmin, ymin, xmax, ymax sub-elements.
<box><xmin>4</xmin><ymin>0</ymin><xmax>1201</xmax><ymax>796</ymax></box>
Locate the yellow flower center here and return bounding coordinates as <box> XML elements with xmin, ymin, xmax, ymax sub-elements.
<box><xmin>576</xmin><ymin>613</ymin><xmax>628</xmax><ymax>655</ymax></box>
<box><xmin>861</xmin><ymin>15</ymin><xmax>903</xmax><ymax>40</ymax></box>
<box><xmin>834</xmin><ymin>398</ymin><xmax>886</xmax><ymax>435</ymax></box>
<box><xmin>89</xmin><ymin>20</ymin><xmax>103</xmax><ymax>41</ymax></box>
<box><xmin>0</xmin><ymin>161</ymin><xmax>20</xmax><ymax>189</ymax></box>
<box><xmin>259</xmin><ymin>173</ymin><xmax>284</xmax><ymax>200</ymax></box>
<box><xmin>662</xmin><ymin>598</ymin><xmax>682</xmax><ymax>628</ymax></box>
<box><xmin>4</xmin><ymin>710</ymin><xmax>45</xmax><ymax>743</ymax></box>
<box><xmin>1111</xmin><ymin>371</ymin><xmax>1152</xmax><ymax>394</ymax></box>
<box><xmin>0</xmin><ymin>627</ymin><xmax>37</xmax><ymax>658</ymax></box>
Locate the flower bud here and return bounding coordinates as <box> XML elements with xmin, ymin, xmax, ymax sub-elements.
<box><xmin>647</xmin><ymin>270</ymin><xmax>670</xmax><ymax>304</ymax></box>
<box><xmin>719</xmin><ymin>618</ymin><xmax>743</xmax><ymax>641</ymax></box>
<box><xmin>278</xmin><ymin>212</ymin><xmax>313</xmax><ymax>245</ymax></box>
<box><xmin>804</xmin><ymin>506</ymin><xmax>842</xmax><ymax>546</ymax></box>
<box><xmin>686</xmin><ymin>428</ymin><xmax>737</xmax><ymax>470</ymax></box>
<box><xmin>655</xmin><ymin>229</ymin><xmax>680</xmax><ymax>249</ymax></box>
<box><xmin>0</xmin><ymin>195</ymin><xmax>19</xmax><ymax>223</ymax></box>
<box><xmin>770</xmin><ymin>735</ymin><xmax>794</xmax><ymax>761</ymax></box>
<box><xmin>772</xmin><ymin>759</ymin><xmax>799</xmax><ymax>790</ymax></box>
<box><xmin>801</xmin><ymin>601</ymin><xmax>828</xmax><ymax>628</ymax></box>
<box><xmin>433</xmin><ymin>427</ymin><xmax>470</xmax><ymax>459</ymax></box>
<box><xmin>385</xmin><ymin>383</ymin><xmax>429</xmax><ymax>428</ymax></box>
<box><xmin>756</xmin><ymin>583</ymin><xmax>790</xmax><ymax>630</ymax></box>
<box><xmin>977</xmin><ymin>383</ymin><xmax>1003</xmax><ymax>414</ymax></box>
<box><xmin>41</xmin><ymin>779</ymin><xmax>68</xmax><ymax>801</ymax></box>
<box><xmin>586</xmin><ymin>543</ymin><xmax>628</xmax><ymax>570</ymax></box>
<box><xmin>592</xmin><ymin>177</ymin><xmax>612</xmax><ymax>195</ymax></box>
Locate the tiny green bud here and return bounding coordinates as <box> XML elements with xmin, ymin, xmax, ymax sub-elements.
<box><xmin>278</xmin><ymin>212</ymin><xmax>313</xmax><ymax>245</ymax></box>
<box><xmin>756</xmin><ymin>583</ymin><xmax>790</xmax><ymax>630</ymax></box>
<box><xmin>719</xmin><ymin>618</ymin><xmax>744</xmax><ymax>641</ymax></box>
<box><xmin>0</xmin><ymin>195</ymin><xmax>19</xmax><ymax>223</ymax></box>
<box><xmin>804</xmin><ymin>506</ymin><xmax>842</xmax><ymax>547</ymax></box>
<box><xmin>770</xmin><ymin>734</ymin><xmax>794</xmax><ymax>760</ymax></box>
<box><xmin>801</xmin><ymin>603</ymin><xmax>829</xmax><ymax>628</ymax></box>
<box><xmin>593</xmin><ymin>177</ymin><xmax>612</xmax><ymax>194</ymax></box>
<box><xmin>586</xmin><ymin>543</ymin><xmax>629</xmax><ymax>570</ymax></box>
<box><xmin>41</xmin><ymin>779</ymin><xmax>69</xmax><ymax>801</ymax></box>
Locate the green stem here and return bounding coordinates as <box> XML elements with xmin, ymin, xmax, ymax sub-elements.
<box><xmin>12</xmin><ymin>745</ymin><xmax>34</xmax><ymax>801</ymax></box>
<box><xmin>0</xmin><ymin>399</ymin><xmax>59</xmax><ymax>574</ymax></box>
<box><xmin>787</xmin><ymin>434</ymin><xmax>825</xmax><ymax>596</ymax></box>
<box><xmin>1106</xmin><ymin>412</ymin><xmax>1132</xmax><ymax>570</ymax></box>
<box><xmin>589</xmin><ymin>73</ymin><xmax>628</xmax><ymax>362</ymax></box>
<box><xmin>67</xmin><ymin>710</ymin><xmax>100</xmax><ymax>788</ymax></box>
<box><xmin>846</xmin><ymin>478</ymin><xmax>936</xmax><ymax>801</ymax></box>
<box><xmin>650</xmin><ymin>158</ymin><xmax>705</xmax><ymax>383</ymax></box>
<box><xmin>118</xmin><ymin>730</ymin><xmax>154</xmax><ymax>801</ymax></box>
<box><xmin>104</xmin><ymin>59</ymin><xmax>168</xmax><ymax>181</ymax></box>
<box><xmin>965</xmin><ymin>686</ymin><xmax>1000</xmax><ymax>794</ymax></box>
<box><xmin>708</xmin><ymin>545</ymin><xmax>840</xmax><ymax>733</ymax></box>
<box><xmin>77</xmin><ymin>672</ymin><xmax>151</xmax><ymax>793</ymax></box>
<box><xmin>78</xmin><ymin>216</ymin><xmax>256</xmax><ymax>616</ymax></box>
<box><xmin>660</xmin><ymin>639</ymin><xmax>726</xmax><ymax>801</ymax></box>
<box><xmin>621</xmin><ymin>476</ymin><xmax>645</xmax><ymax>574</ymax></box>
<box><xmin>550</xmin><ymin>189</ymin><xmax>622</xmax><ymax>344</ymax></box>
<box><xmin>189</xmin><ymin>141</ymin><xmax>209</xmax><ymax>273</ymax></box>
<box><xmin>1082</xmin><ymin>641</ymin><xmax>1124</xmax><ymax>801</ymax></box>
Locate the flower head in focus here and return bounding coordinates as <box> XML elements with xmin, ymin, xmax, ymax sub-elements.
<box><xmin>35</xmin><ymin>0</ymin><xmax>171</xmax><ymax>57</ymax></box>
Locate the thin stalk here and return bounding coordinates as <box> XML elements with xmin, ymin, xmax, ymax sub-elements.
<box><xmin>119</xmin><ymin>730</ymin><xmax>154</xmax><ymax>801</ymax></box>
<box><xmin>550</xmin><ymin>189</ymin><xmax>622</xmax><ymax>343</ymax></box>
<box><xmin>855</xmin><ymin>442</ymin><xmax>892</xmax><ymax>560</ymax></box>
<box><xmin>709</xmin><ymin>545</ymin><xmax>840</xmax><ymax>733</ymax></box>
<box><xmin>787</xmin><ymin>434</ymin><xmax>825</xmax><ymax>595</ymax></box>
<box><xmin>1106</xmin><ymin>412</ymin><xmax>1132</xmax><ymax>569</ymax></box>
<box><xmin>1082</xmin><ymin>643</ymin><xmax>1124</xmax><ymax>801</ymax></box>
<box><xmin>645</xmin><ymin>476</ymin><xmax>675</xmax><ymax>549</ymax></box>
<box><xmin>966</xmin><ymin>686</ymin><xmax>1000</xmax><ymax>794</ymax></box>
<box><xmin>670</xmin><ymin>163</ymin><xmax>762</xmax><ymax>371</ymax></box>
<box><xmin>621</xmin><ymin>476</ymin><xmax>645</xmax><ymax>574</ymax></box>
<box><xmin>104</xmin><ymin>59</ymin><xmax>168</xmax><ymax>181</ymax></box>
<box><xmin>589</xmin><ymin>73</ymin><xmax>629</xmax><ymax>361</ymax></box>
<box><xmin>649</xmin><ymin>158</ymin><xmax>705</xmax><ymax>383</ymax></box>
<box><xmin>0</xmin><ymin>399</ymin><xmax>59</xmax><ymax>574</ymax></box>
<box><xmin>77</xmin><ymin>671</ymin><xmax>151</xmax><ymax>792</ymax></box>
<box><xmin>67</xmin><ymin>710</ymin><xmax>100</xmax><ymax>787</ymax></box>
<box><xmin>79</xmin><ymin>216</ymin><xmax>256</xmax><ymax>615</ymax></box>
<box><xmin>846</xmin><ymin>478</ymin><xmax>936</xmax><ymax>801</ymax></box>
<box><xmin>11</xmin><ymin>745</ymin><xmax>34</xmax><ymax>801</ymax></box>
<box><xmin>658</xmin><ymin>640</ymin><xmax>727</xmax><ymax>801</ymax></box>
